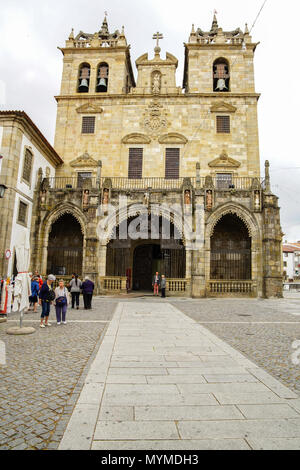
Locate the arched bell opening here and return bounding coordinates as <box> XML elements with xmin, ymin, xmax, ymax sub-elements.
<box><xmin>210</xmin><ymin>213</ymin><xmax>251</xmax><ymax>280</ymax></box>
<box><xmin>96</xmin><ymin>62</ymin><xmax>109</xmax><ymax>93</ymax></box>
<box><xmin>47</xmin><ymin>214</ymin><xmax>83</xmax><ymax>276</ymax></box>
<box><xmin>213</xmin><ymin>58</ymin><xmax>230</xmax><ymax>92</ymax></box>
<box><xmin>78</xmin><ymin>63</ymin><xmax>91</xmax><ymax>93</ymax></box>
<box><xmin>106</xmin><ymin>215</ymin><xmax>186</xmax><ymax>291</ymax></box>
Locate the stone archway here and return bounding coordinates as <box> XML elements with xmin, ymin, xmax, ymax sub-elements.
<box><xmin>205</xmin><ymin>203</ymin><xmax>262</xmax><ymax>296</ymax></box>
<box><xmin>210</xmin><ymin>213</ymin><xmax>251</xmax><ymax>280</ymax></box>
<box><xmin>46</xmin><ymin>214</ymin><xmax>84</xmax><ymax>276</ymax></box>
<box><xmin>105</xmin><ymin>214</ymin><xmax>186</xmax><ymax>291</ymax></box>
<box><xmin>38</xmin><ymin>204</ymin><xmax>87</xmax><ymax>276</ymax></box>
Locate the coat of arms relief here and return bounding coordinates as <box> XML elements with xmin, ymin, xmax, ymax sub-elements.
<box><xmin>142</xmin><ymin>98</ymin><xmax>168</xmax><ymax>138</ymax></box>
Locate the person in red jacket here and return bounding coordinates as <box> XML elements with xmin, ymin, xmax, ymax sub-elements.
<box><xmin>34</xmin><ymin>271</ymin><xmax>43</xmax><ymax>289</ymax></box>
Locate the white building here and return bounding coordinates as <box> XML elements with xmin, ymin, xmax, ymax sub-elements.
<box><xmin>283</xmin><ymin>243</ymin><xmax>300</xmax><ymax>281</ymax></box>
<box><xmin>0</xmin><ymin>111</ymin><xmax>62</xmax><ymax>277</ymax></box>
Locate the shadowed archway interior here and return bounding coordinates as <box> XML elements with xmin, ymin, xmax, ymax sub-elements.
<box><xmin>47</xmin><ymin>214</ymin><xmax>83</xmax><ymax>276</ymax></box>
<box><xmin>210</xmin><ymin>213</ymin><xmax>251</xmax><ymax>280</ymax></box>
<box><xmin>106</xmin><ymin>215</ymin><xmax>186</xmax><ymax>290</ymax></box>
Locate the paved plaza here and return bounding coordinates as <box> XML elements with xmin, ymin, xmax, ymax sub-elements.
<box><xmin>1</xmin><ymin>295</ymin><xmax>300</xmax><ymax>450</ymax></box>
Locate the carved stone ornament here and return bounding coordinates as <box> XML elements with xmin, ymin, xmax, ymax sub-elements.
<box><xmin>158</xmin><ymin>133</ymin><xmax>188</xmax><ymax>144</ymax></box>
<box><xmin>210</xmin><ymin>101</ymin><xmax>237</xmax><ymax>114</ymax></box>
<box><xmin>76</xmin><ymin>103</ymin><xmax>103</xmax><ymax>114</ymax></box>
<box><xmin>122</xmin><ymin>133</ymin><xmax>151</xmax><ymax>144</ymax></box>
<box><xmin>208</xmin><ymin>151</ymin><xmax>241</xmax><ymax>169</ymax></box>
<box><xmin>70</xmin><ymin>152</ymin><xmax>98</xmax><ymax>168</ymax></box>
<box><xmin>142</xmin><ymin>99</ymin><xmax>168</xmax><ymax>137</ymax></box>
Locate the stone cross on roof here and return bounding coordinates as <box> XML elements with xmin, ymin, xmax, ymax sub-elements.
<box><xmin>153</xmin><ymin>31</ymin><xmax>163</xmax><ymax>56</ymax></box>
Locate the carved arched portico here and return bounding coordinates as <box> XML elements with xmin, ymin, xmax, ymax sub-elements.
<box><xmin>39</xmin><ymin>204</ymin><xmax>87</xmax><ymax>276</ymax></box>
<box><xmin>205</xmin><ymin>203</ymin><xmax>262</xmax><ymax>296</ymax></box>
<box><xmin>97</xmin><ymin>204</ymin><xmax>190</xmax><ymax>289</ymax></box>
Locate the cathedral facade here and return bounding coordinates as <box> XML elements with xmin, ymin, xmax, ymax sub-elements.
<box><xmin>30</xmin><ymin>15</ymin><xmax>283</xmax><ymax>298</ymax></box>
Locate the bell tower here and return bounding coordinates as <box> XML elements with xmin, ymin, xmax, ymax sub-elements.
<box><xmin>54</xmin><ymin>16</ymin><xmax>136</xmax><ymax>174</ymax></box>
<box><xmin>183</xmin><ymin>15</ymin><xmax>257</xmax><ymax>93</ymax></box>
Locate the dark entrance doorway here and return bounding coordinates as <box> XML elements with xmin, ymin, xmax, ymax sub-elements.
<box><xmin>132</xmin><ymin>244</ymin><xmax>161</xmax><ymax>291</ymax></box>
<box><xmin>210</xmin><ymin>213</ymin><xmax>251</xmax><ymax>280</ymax></box>
<box><xmin>47</xmin><ymin>214</ymin><xmax>83</xmax><ymax>276</ymax></box>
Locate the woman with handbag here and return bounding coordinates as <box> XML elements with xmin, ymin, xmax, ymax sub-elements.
<box><xmin>54</xmin><ymin>279</ymin><xmax>69</xmax><ymax>325</ymax></box>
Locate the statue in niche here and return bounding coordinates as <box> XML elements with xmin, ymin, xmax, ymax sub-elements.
<box><xmin>143</xmin><ymin>192</ymin><xmax>150</xmax><ymax>207</ymax></box>
<box><xmin>82</xmin><ymin>189</ymin><xmax>90</xmax><ymax>208</ymax></box>
<box><xmin>184</xmin><ymin>190</ymin><xmax>191</xmax><ymax>205</ymax></box>
<box><xmin>152</xmin><ymin>72</ymin><xmax>161</xmax><ymax>95</ymax></box>
<box><xmin>102</xmin><ymin>188</ymin><xmax>109</xmax><ymax>205</ymax></box>
<box><xmin>40</xmin><ymin>190</ymin><xmax>47</xmax><ymax>205</ymax></box>
<box><xmin>254</xmin><ymin>191</ymin><xmax>260</xmax><ymax>210</ymax></box>
<box><xmin>206</xmin><ymin>190</ymin><xmax>213</xmax><ymax>211</ymax></box>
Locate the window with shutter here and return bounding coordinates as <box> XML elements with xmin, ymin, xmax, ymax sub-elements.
<box><xmin>165</xmin><ymin>148</ymin><xmax>180</xmax><ymax>179</ymax></box>
<box><xmin>18</xmin><ymin>201</ymin><xmax>28</xmax><ymax>225</ymax></box>
<box><xmin>128</xmin><ymin>148</ymin><xmax>143</xmax><ymax>179</ymax></box>
<box><xmin>82</xmin><ymin>116</ymin><xmax>95</xmax><ymax>134</ymax></box>
<box><xmin>216</xmin><ymin>115</ymin><xmax>230</xmax><ymax>133</ymax></box>
<box><xmin>22</xmin><ymin>149</ymin><xmax>33</xmax><ymax>184</ymax></box>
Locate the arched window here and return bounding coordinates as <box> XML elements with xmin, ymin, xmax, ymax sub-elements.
<box><xmin>78</xmin><ymin>63</ymin><xmax>91</xmax><ymax>93</ymax></box>
<box><xmin>213</xmin><ymin>58</ymin><xmax>230</xmax><ymax>92</ymax></box>
<box><xmin>96</xmin><ymin>63</ymin><xmax>109</xmax><ymax>92</ymax></box>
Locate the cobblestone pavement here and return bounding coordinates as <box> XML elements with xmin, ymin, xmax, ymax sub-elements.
<box><xmin>172</xmin><ymin>294</ymin><xmax>300</xmax><ymax>396</ymax></box>
<box><xmin>0</xmin><ymin>298</ymin><xmax>116</xmax><ymax>450</ymax></box>
<box><xmin>1</xmin><ymin>294</ymin><xmax>300</xmax><ymax>450</ymax></box>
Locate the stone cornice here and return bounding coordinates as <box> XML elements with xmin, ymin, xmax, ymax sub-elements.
<box><xmin>58</xmin><ymin>46</ymin><xmax>129</xmax><ymax>55</ymax></box>
<box><xmin>55</xmin><ymin>92</ymin><xmax>260</xmax><ymax>102</ymax></box>
<box><xmin>0</xmin><ymin>111</ymin><xmax>63</xmax><ymax>167</ymax></box>
<box><xmin>184</xmin><ymin>42</ymin><xmax>259</xmax><ymax>52</ymax></box>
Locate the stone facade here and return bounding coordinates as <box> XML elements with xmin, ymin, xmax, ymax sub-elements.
<box><xmin>19</xmin><ymin>15</ymin><xmax>283</xmax><ymax>297</ymax></box>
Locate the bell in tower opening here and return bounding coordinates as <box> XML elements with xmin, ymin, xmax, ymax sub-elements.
<box><xmin>96</xmin><ymin>63</ymin><xmax>109</xmax><ymax>93</ymax></box>
<box><xmin>78</xmin><ymin>63</ymin><xmax>91</xmax><ymax>93</ymax></box>
<box><xmin>213</xmin><ymin>58</ymin><xmax>230</xmax><ymax>92</ymax></box>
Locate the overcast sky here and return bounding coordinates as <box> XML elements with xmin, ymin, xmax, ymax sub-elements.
<box><xmin>0</xmin><ymin>0</ymin><xmax>299</xmax><ymax>241</ymax></box>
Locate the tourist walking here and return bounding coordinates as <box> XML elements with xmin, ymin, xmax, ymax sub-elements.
<box><xmin>69</xmin><ymin>274</ymin><xmax>82</xmax><ymax>309</ymax></box>
<box><xmin>81</xmin><ymin>276</ymin><xmax>95</xmax><ymax>310</ymax></box>
<box><xmin>54</xmin><ymin>279</ymin><xmax>69</xmax><ymax>325</ymax></box>
<box><xmin>152</xmin><ymin>272</ymin><xmax>161</xmax><ymax>296</ymax></box>
<box><xmin>28</xmin><ymin>276</ymin><xmax>40</xmax><ymax>313</ymax></box>
<box><xmin>39</xmin><ymin>274</ymin><xmax>56</xmax><ymax>328</ymax></box>
<box><xmin>161</xmin><ymin>275</ymin><xmax>167</xmax><ymax>298</ymax></box>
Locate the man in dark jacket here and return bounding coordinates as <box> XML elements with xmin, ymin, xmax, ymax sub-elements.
<box><xmin>81</xmin><ymin>277</ymin><xmax>95</xmax><ymax>310</ymax></box>
<box><xmin>39</xmin><ymin>274</ymin><xmax>56</xmax><ymax>327</ymax></box>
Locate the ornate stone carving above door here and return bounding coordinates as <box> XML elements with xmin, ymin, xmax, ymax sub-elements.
<box><xmin>208</xmin><ymin>151</ymin><xmax>241</xmax><ymax>168</ymax></box>
<box><xmin>70</xmin><ymin>152</ymin><xmax>98</xmax><ymax>168</ymax></box>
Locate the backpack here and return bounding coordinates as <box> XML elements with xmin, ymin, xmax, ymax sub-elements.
<box><xmin>46</xmin><ymin>289</ymin><xmax>56</xmax><ymax>302</ymax></box>
<box><xmin>56</xmin><ymin>288</ymin><xmax>68</xmax><ymax>306</ymax></box>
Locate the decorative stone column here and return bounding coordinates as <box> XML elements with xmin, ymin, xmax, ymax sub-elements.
<box><xmin>98</xmin><ymin>243</ymin><xmax>107</xmax><ymax>294</ymax></box>
<box><xmin>262</xmin><ymin>161</ymin><xmax>283</xmax><ymax>298</ymax></box>
<box><xmin>190</xmin><ymin>190</ymin><xmax>206</xmax><ymax>298</ymax></box>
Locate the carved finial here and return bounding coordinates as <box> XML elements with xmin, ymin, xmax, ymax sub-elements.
<box><xmin>244</xmin><ymin>23</ymin><xmax>249</xmax><ymax>35</ymax></box>
<box><xmin>69</xmin><ymin>28</ymin><xmax>74</xmax><ymax>40</ymax></box>
<box><xmin>191</xmin><ymin>24</ymin><xmax>195</xmax><ymax>34</ymax></box>
<box><xmin>265</xmin><ymin>160</ymin><xmax>271</xmax><ymax>192</ymax></box>
<box><xmin>211</xmin><ymin>10</ymin><xmax>219</xmax><ymax>32</ymax></box>
<box><xmin>100</xmin><ymin>14</ymin><xmax>109</xmax><ymax>35</ymax></box>
<box><xmin>121</xmin><ymin>25</ymin><xmax>125</xmax><ymax>36</ymax></box>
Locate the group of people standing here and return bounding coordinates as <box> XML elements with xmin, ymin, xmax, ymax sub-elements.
<box><xmin>28</xmin><ymin>272</ymin><xmax>94</xmax><ymax>328</ymax></box>
<box><xmin>152</xmin><ymin>272</ymin><xmax>167</xmax><ymax>298</ymax></box>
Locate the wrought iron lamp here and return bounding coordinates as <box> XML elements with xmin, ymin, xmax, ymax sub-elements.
<box><xmin>0</xmin><ymin>184</ymin><xmax>7</xmax><ymax>198</ymax></box>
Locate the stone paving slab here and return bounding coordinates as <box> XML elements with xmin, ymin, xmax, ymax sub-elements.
<box><xmin>59</xmin><ymin>301</ymin><xmax>300</xmax><ymax>450</ymax></box>
<box><xmin>91</xmin><ymin>439</ymin><xmax>251</xmax><ymax>450</ymax></box>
